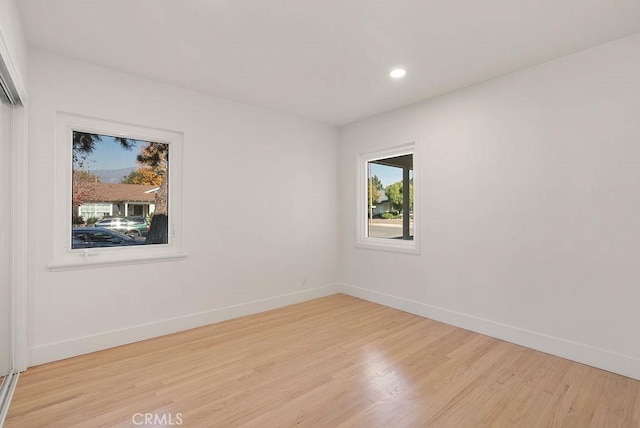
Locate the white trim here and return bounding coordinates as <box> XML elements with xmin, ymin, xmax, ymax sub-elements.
<box><xmin>48</xmin><ymin>252</ymin><xmax>187</xmax><ymax>272</ymax></box>
<box><xmin>339</xmin><ymin>283</ymin><xmax>640</xmax><ymax>381</ymax></box>
<box><xmin>29</xmin><ymin>284</ymin><xmax>341</xmax><ymax>366</ymax></box>
<box><xmin>11</xmin><ymin>103</ymin><xmax>27</xmax><ymax>372</ymax></box>
<box><xmin>0</xmin><ymin>92</ymin><xmax>11</xmax><ymax>377</ymax></box>
<box><xmin>356</xmin><ymin>143</ymin><xmax>420</xmax><ymax>254</ymax></box>
<box><xmin>51</xmin><ymin>112</ymin><xmax>185</xmax><ymax>270</ymax></box>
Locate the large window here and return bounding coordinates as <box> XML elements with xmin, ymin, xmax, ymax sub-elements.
<box><xmin>71</xmin><ymin>131</ymin><xmax>168</xmax><ymax>249</ymax></box>
<box><xmin>50</xmin><ymin>113</ymin><xmax>185</xmax><ymax>270</ymax></box>
<box><xmin>357</xmin><ymin>144</ymin><xmax>418</xmax><ymax>253</ymax></box>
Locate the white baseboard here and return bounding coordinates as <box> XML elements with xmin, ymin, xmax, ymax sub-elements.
<box><xmin>29</xmin><ymin>284</ymin><xmax>340</xmax><ymax>366</ymax></box>
<box><xmin>339</xmin><ymin>283</ymin><xmax>640</xmax><ymax>381</ymax></box>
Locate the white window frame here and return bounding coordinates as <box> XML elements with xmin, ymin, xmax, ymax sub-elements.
<box><xmin>49</xmin><ymin>112</ymin><xmax>186</xmax><ymax>271</ymax></box>
<box><xmin>356</xmin><ymin>143</ymin><xmax>419</xmax><ymax>254</ymax></box>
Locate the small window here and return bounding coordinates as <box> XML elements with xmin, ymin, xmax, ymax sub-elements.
<box><xmin>357</xmin><ymin>144</ymin><xmax>418</xmax><ymax>253</ymax></box>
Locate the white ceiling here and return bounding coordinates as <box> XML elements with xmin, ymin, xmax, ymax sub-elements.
<box><xmin>17</xmin><ymin>0</ymin><xmax>640</xmax><ymax>126</ymax></box>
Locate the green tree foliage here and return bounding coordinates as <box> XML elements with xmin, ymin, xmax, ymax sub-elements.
<box><xmin>384</xmin><ymin>181</ymin><xmax>413</xmax><ymax>213</ymax></box>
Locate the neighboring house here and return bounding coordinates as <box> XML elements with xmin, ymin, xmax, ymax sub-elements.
<box><xmin>372</xmin><ymin>192</ymin><xmax>392</xmax><ymax>215</ymax></box>
<box><xmin>78</xmin><ymin>183</ymin><xmax>158</xmax><ymax>220</ymax></box>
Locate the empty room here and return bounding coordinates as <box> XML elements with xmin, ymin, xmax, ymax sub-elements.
<box><xmin>1</xmin><ymin>0</ymin><xmax>639</xmax><ymax>426</ymax></box>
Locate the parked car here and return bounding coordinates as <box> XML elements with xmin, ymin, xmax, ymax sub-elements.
<box><xmin>72</xmin><ymin>228</ymin><xmax>144</xmax><ymax>249</ymax></box>
<box><xmin>93</xmin><ymin>216</ymin><xmax>150</xmax><ymax>237</ymax></box>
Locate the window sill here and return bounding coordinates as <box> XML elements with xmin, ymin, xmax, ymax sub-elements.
<box><xmin>355</xmin><ymin>238</ymin><xmax>420</xmax><ymax>254</ymax></box>
<box><xmin>48</xmin><ymin>251</ymin><xmax>187</xmax><ymax>271</ymax></box>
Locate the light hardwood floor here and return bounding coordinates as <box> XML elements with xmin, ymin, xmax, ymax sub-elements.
<box><xmin>6</xmin><ymin>294</ymin><xmax>640</xmax><ymax>427</ymax></box>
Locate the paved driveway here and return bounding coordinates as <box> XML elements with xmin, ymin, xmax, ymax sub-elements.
<box><xmin>368</xmin><ymin>222</ymin><xmax>414</xmax><ymax>239</ymax></box>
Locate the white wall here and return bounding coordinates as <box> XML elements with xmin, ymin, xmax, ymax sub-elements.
<box><xmin>338</xmin><ymin>33</ymin><xmax>640</xmax><ymax>380</ymax></box>
<box><xmin>27</xmin><ymin>49</ymin><xmax>338</xmax><ymax>365</ymax></box>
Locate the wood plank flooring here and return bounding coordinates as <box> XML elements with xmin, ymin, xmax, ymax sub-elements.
<box><xmin>6</xmin><ymin>294</ymin><xmax>640</xmax><ymax>427</ymax></box>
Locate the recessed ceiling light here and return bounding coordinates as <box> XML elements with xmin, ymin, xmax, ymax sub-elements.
<box><xmin>390</xmin><ymin>68</ymin><xmax>406</xmax><ymax>78</ymax></box>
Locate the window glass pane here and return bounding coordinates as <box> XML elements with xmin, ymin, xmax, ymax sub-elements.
<box><xmin>72</xmin><ymin>131</ymin><xmax>168</xmax><ymax>249</ymax></box>
<box><xmin>367</xmin><ymin>154</ymin><xmax>413</xmax><ymax>240</ymax></box>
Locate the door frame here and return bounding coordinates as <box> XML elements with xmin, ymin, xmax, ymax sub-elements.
<box><xmin>0</xmin><ymin>33</ymin><xmax>28</xmax><ymax>374</ymax></box>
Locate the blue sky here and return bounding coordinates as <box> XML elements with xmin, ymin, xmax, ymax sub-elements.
<box><xmin>370</xmin><ymin>163</ymin><xmax>402</xmax><ymax>187</ymax></box>
<box><xmin>84</xmin><ymin>136</ymin><xmax>145</xmax><ymax>170</ymax></box>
